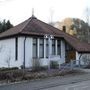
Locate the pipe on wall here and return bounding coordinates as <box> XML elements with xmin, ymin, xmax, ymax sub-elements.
<box><xmin>23</xmin><ymin>37</ymin><xmax>26</xmax><ymax>69</ymax></box>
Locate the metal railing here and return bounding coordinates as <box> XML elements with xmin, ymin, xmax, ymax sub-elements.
<box><xmin>60</xmin><ymin>60</ymin><xmax>82</xmax><ymax>70</ymax></box>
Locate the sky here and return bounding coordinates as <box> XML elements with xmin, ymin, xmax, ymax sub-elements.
<box><xmin>0</xmin><ymin>0</ymin><xmax>89</xmax><ymax>25</ymax></box>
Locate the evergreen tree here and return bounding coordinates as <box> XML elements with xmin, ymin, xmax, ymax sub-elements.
<box><xmin>0</xmin><ymin>19</ymin><xmax>13</xmax><ymax>33</ymax></box>
<box><xmin>6</xmin><ymin>20</ymin><xmax>13</xmax><ymax>30</ymax></box>
<box><xmin>0</xmin><ymin>22</ymin><xmax>3</xmax><ymax>33</ymax></box>
<box><xmin>2</xmin><ymin>20</ymin><xmax>7</xmax><ymax>32</ymax></box>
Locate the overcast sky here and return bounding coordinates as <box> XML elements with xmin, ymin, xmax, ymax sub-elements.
<box><xmin>0</xmin><ymin>0</ymin><xmax>89</xmax><ymax>25</ymax></box>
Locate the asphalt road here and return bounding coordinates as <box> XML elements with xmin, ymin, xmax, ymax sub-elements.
<box><xmin>42</xmin><ymin>80</ymin><xmax>90</xmax><ymax>90</ymax></box>
<box><xmin>0</xmin><ymin>71</ymin><xmax>90</xmax><ymax>90</ymax></box>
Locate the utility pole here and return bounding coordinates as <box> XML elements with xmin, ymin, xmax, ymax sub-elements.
<box><xmin>49</xmin><ymin>8</ymin><xmax>54</xmax><ymax>25</ymax></box>
<box><xmin>85</xmin><ymin>7</ymin><xmax>90</xmax><ymax>43</ymax></box>
<box><xmin>32</xmin><ymin>8</ymin><xmax>34</xmax><ymax>17</ymax></box>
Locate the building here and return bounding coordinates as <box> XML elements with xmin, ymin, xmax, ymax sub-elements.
<box><xmin>0</xmin><ymin>16</ymin><xmax>90</xmax><ymax>68</ymax></box>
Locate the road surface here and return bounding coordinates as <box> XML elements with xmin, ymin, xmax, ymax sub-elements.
<box><xmin>0</xmin><ymin>71</ymin><xmax>90</xmax><ymax>90</ymax></box>
<box><xmin>42</xmin><ymin>80</ymin><xmax>90</xmax><ymax>90</ymax></box>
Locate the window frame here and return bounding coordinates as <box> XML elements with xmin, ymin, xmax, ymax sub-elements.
<box><xmin>39</xmin><ymin>38</ymin><xmax>44</xmax><ymax>58</ymax></box>
<box><xmin>33</xmin><ymin>38</ymin><xmax>37</xmax><ymax>58</ymax></box>
<box><xmin>46</xmin><ymin>39</ymin><xmax>49</xmax><ymax>58</ymax></box>
<box><xmin>57</xmin><ymin>40</ymin><xmax>61</xmax><ymax>55</ymax></box>
<box><xmin>52</xmin><ymin>39</ymin><xmax>55</xmax><ymax>55</ymax></box>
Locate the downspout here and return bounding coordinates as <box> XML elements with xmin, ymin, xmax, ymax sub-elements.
<box><xmin>23</xmin><ymin>37</ymin><xmax>26</xmax><ymax>69</ymax></box>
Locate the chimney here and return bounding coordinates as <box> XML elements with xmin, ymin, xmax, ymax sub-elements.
<box><xmin>62</xmin><ymin>26</ymin><xmax>66</xmax><ymax>32</ymax></box>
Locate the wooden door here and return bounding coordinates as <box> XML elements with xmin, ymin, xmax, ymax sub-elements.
<box><xmin>65</xmin><ymin>51</ymin><xmax>76</xmax><ymax>63</ymax></box>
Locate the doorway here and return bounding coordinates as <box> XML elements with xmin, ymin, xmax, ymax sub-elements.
<box><xmin>65</xmin><ymin>43</ymin><xmax>76</xmax><ymax>63</ymax></box>
<box><xmin>65</xmin><ymin>51</ymin><xmax>76</xmax><ymax>63</ymax></box>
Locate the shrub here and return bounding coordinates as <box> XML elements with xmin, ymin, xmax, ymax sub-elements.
<box><xmin>0</xmin><ymin>67</ymin><xmax>18</xmax><ymax>71</ymax></box>
<box><xmin>0</xmin><ymin>69</ymin><xmax>23</xmax><ymax>81</ymax></box>
<box><xmin>20</xmin><ymin>65</ymin><xmax>24</xmax><ymax>69</ymax></box>
<box><xmin>50</xmin><ymin>61</ymin><xmax>59</xmax><ymax>69</ymax></box>
<box><xmin>84</xmin><ymin>64</ymin><xmax>90</xmax><ymax>69</ymax></box>
<box><xmin>32</xmin><ymin>58</ymin><xmax>41</xmax><ymax>71</ymax></box>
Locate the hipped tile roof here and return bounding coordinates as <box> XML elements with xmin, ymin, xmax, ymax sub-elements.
<box><xmin>0</xmin><ymin>16</ymin><xmax>90</xmax><ymax>53</ymax></box>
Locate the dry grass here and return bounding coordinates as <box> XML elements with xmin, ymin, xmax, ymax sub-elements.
<box><xmin>0</xmin><ymin>68</ymin><xmax>85</xmax><ymax>84</ymax></box>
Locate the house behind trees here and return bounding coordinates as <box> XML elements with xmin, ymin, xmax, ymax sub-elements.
<box><xmin>54</xmin><ymin>18</ymin><xmax>90</xmax><ymax>43</ymax></box>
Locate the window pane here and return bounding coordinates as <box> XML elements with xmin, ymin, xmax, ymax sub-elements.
<box><xmin>33</xmin><ymin>38</ymin><xmax>37</xmax><ymax>58</ymax></box>
<box><xmin>57</xmin><ymin>40</ymin><xmax>61</xmax><ymax>55</ymax></box>
<box><xmin>46</xmin><ymin>39</ymin><xmax>49</xmax><ymax>58</ymax></box>
<box><xmin>52</xmin><ymin>46</ymin><xmax>55</xmax><ymax>55</ymax></box>
<box><xmin>52</xmin><ymin>39</ymin><xmax>55</xmax><ymax>45</ymax></box>
<box><xmin>40</xmin><ymin>38</ymin><xmax>43</xmax><ymax>44</ymax></box>
<box><xmin>52</xmin><ymin>39</ymin><xmax>55</xmax><ymax>55</ymax></box>
<box><xmin>33</xmin><ymin>38</ymin><xmax>37</xmax><ymax>44</ymax></box>
<box><xmin>57</xmin><ymin>46</ymin><xmax>60</xmax><ymax>55</ymax></box>
<box><xmin>46</xmin><ymin>39</ymin><xmax>48</xmax><ymax>45</ymax></box>
<box><xmin>39</xmin><ymin>45</ymin><xmax>44</xmax><ymax>58</ymax></box>
<box><xmin>39</xmin><ymin>39</ymin><xmax>44</xmax><ymax>58</ymax></box>
<box><xmin>33</xmin><ymin>45</ymin><xmax>37</xmax><ymax>58</ymax></box>
<box><xmin>46</xmin><ymin>45</ymin><xmax>49</xmax><ymax>58</ymax></box>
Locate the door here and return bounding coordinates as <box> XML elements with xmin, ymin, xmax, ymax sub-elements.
<box><xmin>65</xmin><ymin>51</ymin><xmax>76</xmax><ymax>63</ymax></box>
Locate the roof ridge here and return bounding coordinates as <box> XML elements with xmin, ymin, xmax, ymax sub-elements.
<box><xmin>20</xmin><ymin>16</ymin><xmax>37</xmax><ymax>33</ymax></box>
<box><xmin>19</xmin><ymin>18</ymin><xmax>32</xmax><ymax>33</ymax></box>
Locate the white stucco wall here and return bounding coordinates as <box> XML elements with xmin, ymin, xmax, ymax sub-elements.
<box><xmin>18</xmin><ymin>37</ymin><xmax>24</xmax><ymax>67</ymax></box>
<box><xmin>25</xmin><ymin>37</ymin><xmax>33</xmax><ymax>68</ymax></box>
<box><xmin>18</xmin><ymin>37</ymin><xmax>33</xmax><ymax>68</ymax></box>
<box><xmin>0</xmin><ymin>37</ymin><xmax>33</xmax><ymax>68</ymax></box>
<box><xmin>0</xmin><ymin>37</ymin><xmax>66</xmax><ymax>68</ymax></box>
<box><xmin>0</xmin><ymin>38</ymin><xmax>20</xmax><ymax>68</ymax></box>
